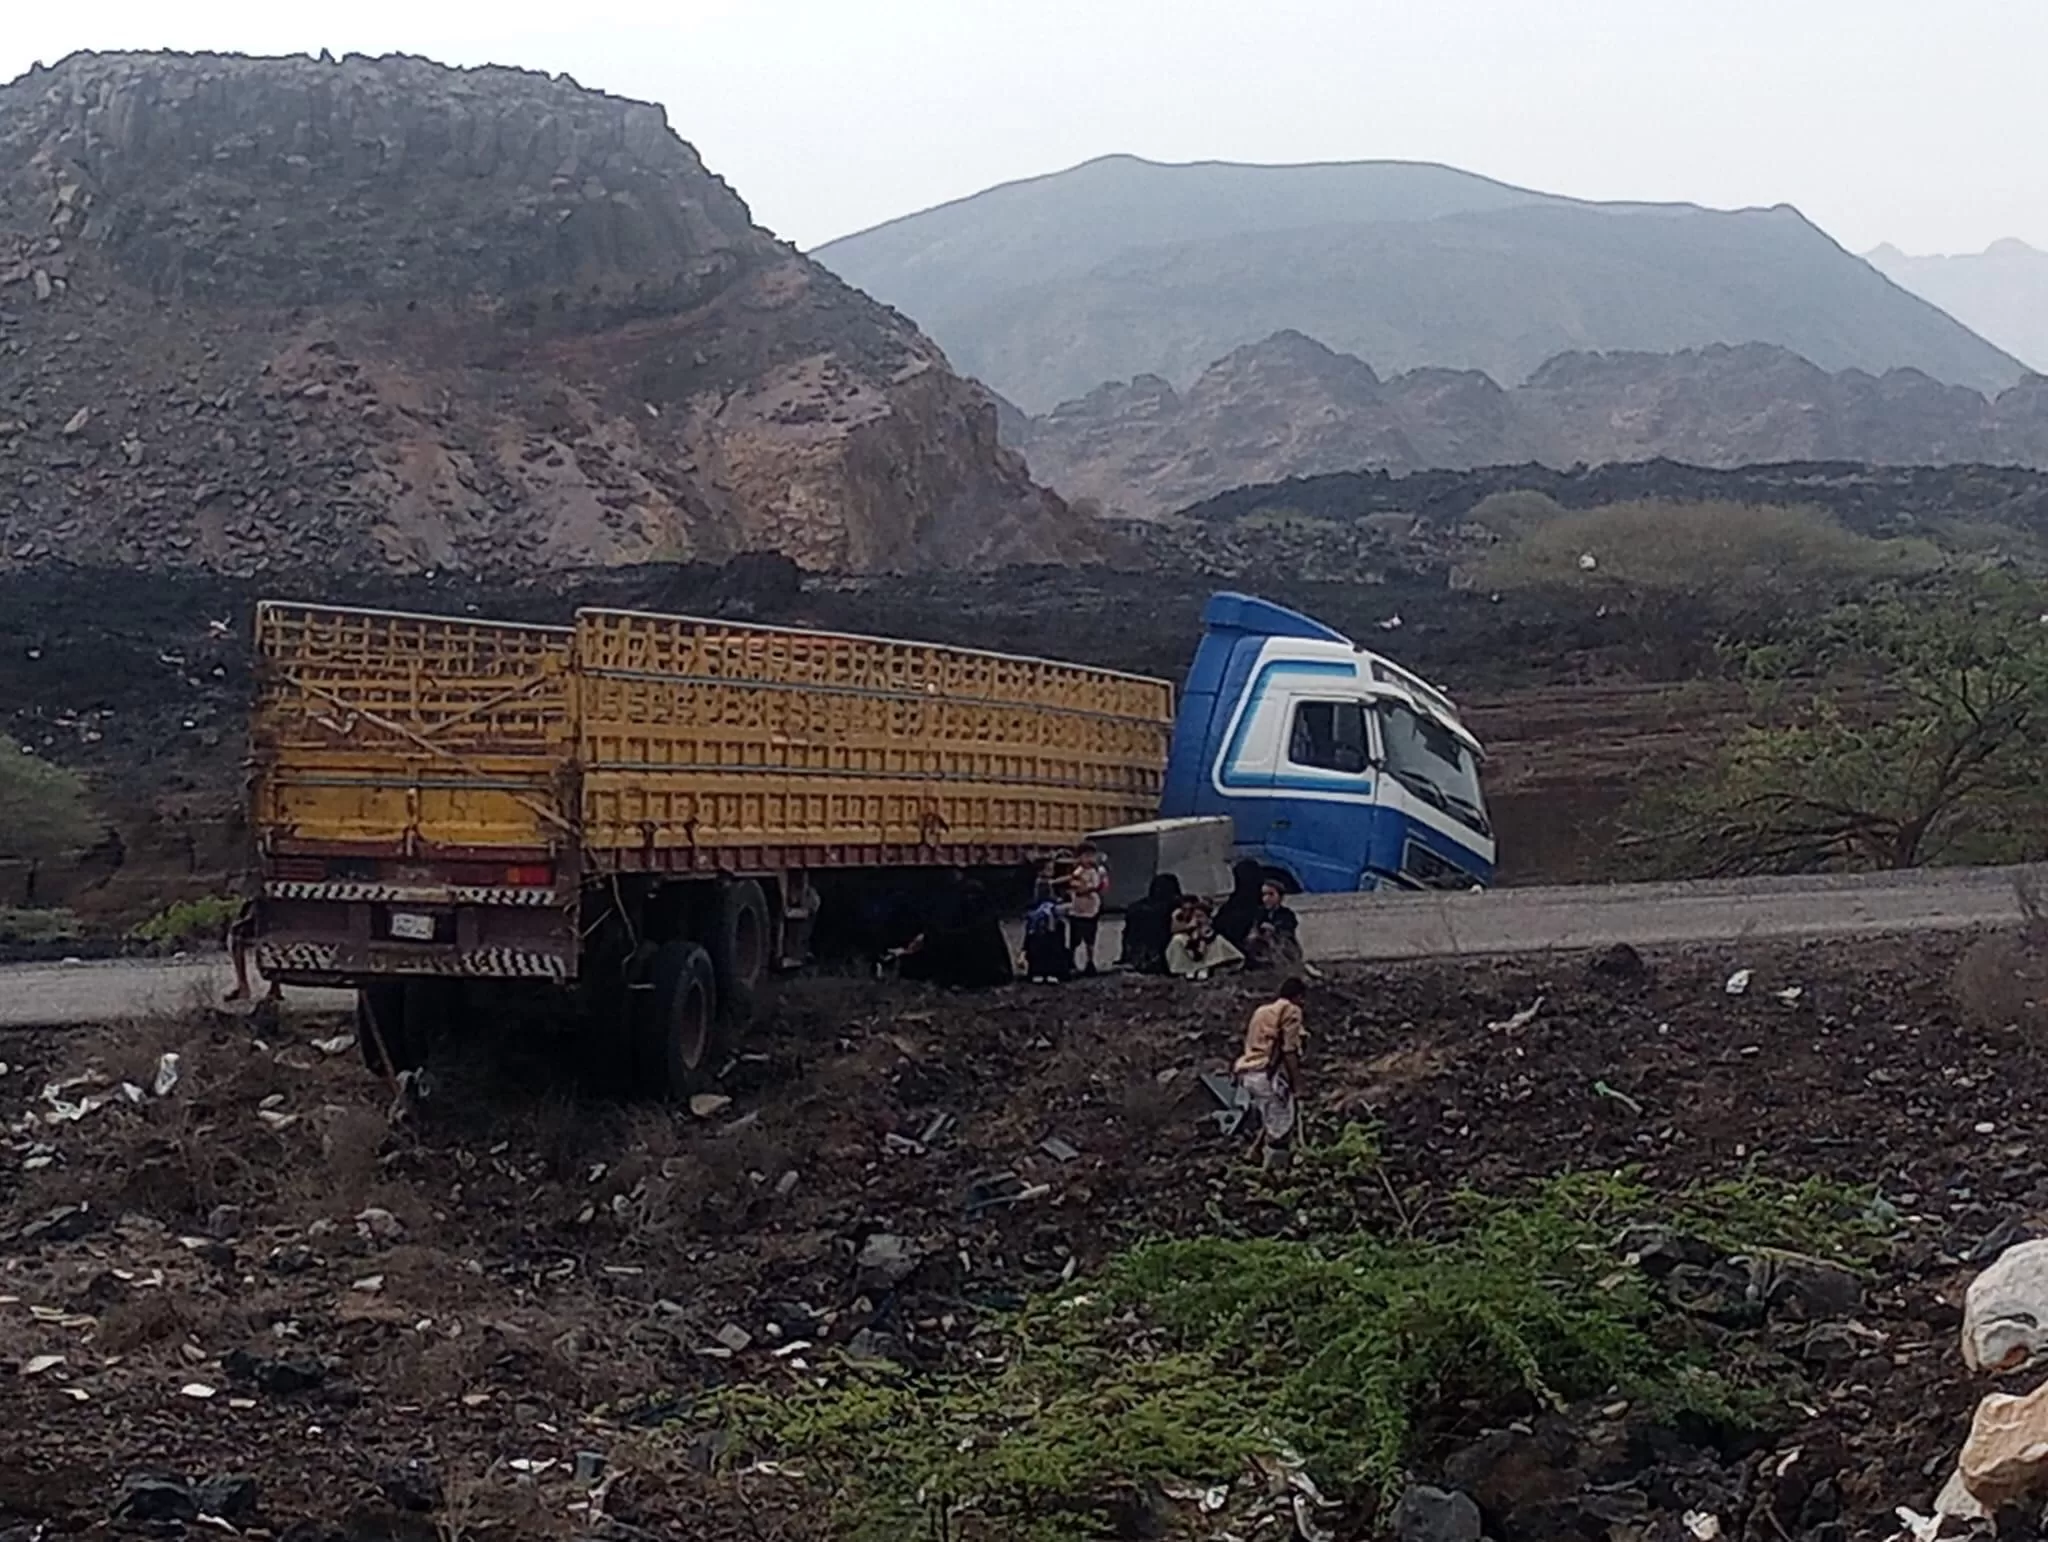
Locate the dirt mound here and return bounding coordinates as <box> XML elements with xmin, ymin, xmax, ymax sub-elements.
<box><xmin>0</xmin><ymin>51</ymin><xmax>1086</xmax><ymax>575</ymax></box>
<box><xmin>0</xmin><ymin>935</ymin><xmax>2034</xmax><ymax>1538</ymax></box>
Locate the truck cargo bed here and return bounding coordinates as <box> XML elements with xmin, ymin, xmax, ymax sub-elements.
<box><xmin>574</xmin><ymin>609</ymin><xmax>1172</xmax><ymax>871</ymax></box>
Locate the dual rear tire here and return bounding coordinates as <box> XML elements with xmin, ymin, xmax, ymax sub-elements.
<box><xmin>630</xmin><ymin>878</ymin><xmax>771</xmax><ymax>1101</ymax></box>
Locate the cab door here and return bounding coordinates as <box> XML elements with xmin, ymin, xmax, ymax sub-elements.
<box><xmin>1259</xmin><ymin>697</ymin><xmax>1385</xmax><ymax>892</ymax></box>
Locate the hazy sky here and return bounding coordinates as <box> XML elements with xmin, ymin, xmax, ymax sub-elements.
<box><xmin>3</xmin><ymin>0</ymin><xmax>2041</xmax><ymax>256</ymax></box>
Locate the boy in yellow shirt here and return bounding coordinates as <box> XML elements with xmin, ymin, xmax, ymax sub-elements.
<box><xmin>1234</xmin><ymin>977</ymin><xmax>1307</xmax><ymax>1170</ymax></box>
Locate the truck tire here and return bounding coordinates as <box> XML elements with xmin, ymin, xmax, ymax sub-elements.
<box><xmin>357</xmin><ymin>982</ymin><xmax>426</xmax><ymax>1075</ymax></box>
<box><xmin>708</xmin><ymin>879</ymin><xmax>769</xmax><ymax>1029</ymax></box>
<box><xmin>636</xmin><ymin>940</ymin><xmax>721</xmax><ymax>1100</ymax></box>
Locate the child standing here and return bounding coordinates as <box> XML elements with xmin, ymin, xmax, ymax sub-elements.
<box><xmin>1066</xmin><ymin>844</ymin><xmax>1109</xmax><ymax>976</ymax></box>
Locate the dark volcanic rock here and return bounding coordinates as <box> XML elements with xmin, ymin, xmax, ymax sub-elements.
<box><xmin>0</xmin><ymin>51</ymin><xmax>1087</xmax><ymax>576</ymax></box>
<box><xmin>1010</xmin><ymin>332</ymin><xmax>2048</xmax><ymax>518</ymax></box>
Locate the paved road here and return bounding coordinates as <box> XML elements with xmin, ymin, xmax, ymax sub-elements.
<box><xmin>0</xmin><ymin>956</ymin><xmax>354</xmax><ymax>1030</ymax></box>
<box><xmin>1295</xmin><ymin>861</ymin><xmax>2048</xmax><ymax>960</ymax></box>
<box><xmin>4</xmin><ymin>863</ymin><xmax>2042</xmax><ymax>1028</ymax></box>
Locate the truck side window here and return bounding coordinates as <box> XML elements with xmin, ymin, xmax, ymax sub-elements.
<box><xmin>1288</xmin><ymin>701</ymin><xmax>1370</xmax><ymax>774</ymax></box>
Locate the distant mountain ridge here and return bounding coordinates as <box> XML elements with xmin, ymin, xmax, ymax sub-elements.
<box><xmin>1009</xmin><ymin>331</ymin><xmax>2048</xmax><ymax>519</ymax></box>
<box><xmin>1866</xmin><ymin>240</ymin><xmax>2048</xmax><ymax>375</ymax></box>
<box><xmin>815</xmin><ymin>155</ymin><xmax>2026</xmax><ymax>413</ymax></box>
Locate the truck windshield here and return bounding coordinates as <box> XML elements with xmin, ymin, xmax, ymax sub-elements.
<box><xmin>1378</xmin><ymin>703</ymin><xmax>1489</xmax><ymax>834</ymax></box>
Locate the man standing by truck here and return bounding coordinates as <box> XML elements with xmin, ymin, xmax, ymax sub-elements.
<box><xmin>1234</xmin><ymin>977</ymin><xmax>1307</xmax><ymax>1171</ymax></box>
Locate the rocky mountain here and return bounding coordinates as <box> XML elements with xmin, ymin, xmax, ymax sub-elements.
<box><xmin>1011</xmin><ymin>331</ymin><xmax>2048</xmax><ymax>519</ymax></box>
<box><xmin>813</xmin><ymin>155</ymin><xmax>2027</xmax><ymax>414</ymax></box>
<box><xmin>1867</xmin><ymin>240</ymin><xmax>2048</xmax><ymax>375</ymax></box>
<box><xmin>0</xmin><ymin>52</ymin><xmax>1088</xmax><ymax>576</ymax></box>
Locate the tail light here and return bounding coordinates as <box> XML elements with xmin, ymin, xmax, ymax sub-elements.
<box><xmin>503</xmin><ymin>864</ymin><xmax>553</xmax><ymax>887</ymax></box>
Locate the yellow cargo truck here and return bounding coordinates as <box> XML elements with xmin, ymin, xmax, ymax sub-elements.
<box><xmin>249</xmin><ymin>600</ymin><xmax>1174</xmax><ymax>1093</ymax></box>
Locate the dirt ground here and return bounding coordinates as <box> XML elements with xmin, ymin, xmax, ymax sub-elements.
<box><xmin>2</xmin><ymin>931</ymin><xmax>2041</xmax><ymax>1541</ymax></box>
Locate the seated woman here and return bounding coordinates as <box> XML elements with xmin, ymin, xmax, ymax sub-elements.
<box><xmin>1165</xmin><ymin>894</ymin><xmax>1244</xmax><ymax>980</ymax></box>
<box><xmin>1117</xmin><ymin>873</ymin><xmax>1182</xmax><ymax>975</ymax></box>
<box><xmin>1242</xmin><ymin>880</ymin><xmax>1304</xmax><ymax>971</ymax></box>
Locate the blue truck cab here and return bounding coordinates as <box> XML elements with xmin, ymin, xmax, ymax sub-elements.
<box><xmin>1157</xmin><ymin>593</ymin><xmax>1495</xmax><ymax>892</ymax></box>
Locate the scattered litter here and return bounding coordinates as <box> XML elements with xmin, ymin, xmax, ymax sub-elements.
<box><xmin>882</xmin><ymin>1132</ymin><xmax>926</xmax><ymax>1156</ymax></box>
<box><xmin>1592</xmin><ymin>1081</ymin><xmax>1644</xmax><ymax>1116</ymax></box>
<box><xmin>1039</xmin><ymin>1135</ymin><xmax>1081</xmax><ymax>1163</ymax></box>
<box><xmin>355</xmin><ymin>1208</ymin><xmax>405</xmax><ymax>1243</ymax></box>
<box><xmin>311</xmin><ymin>1034</ymin><xmax>357</xmax><ymax>1056</ymax></box>
<box><xmin>1956</xmin><ymin>1377</ymin><xmax>2048</xmax><ymax>1509</ymax></box>
<box><xmin>507</xmin><ymin>1457</ymin><xmax>557</xmax><ymax>1477</ymax></box>
<box><xmin>918</xmin><ymin>1111</ymin><xmax>956</xmax><ymax>1145</ymax></box>
<box><xmin>1487</xmin><ymin>996</ymin><xmax>1543</xmax><ymax>1033</ymax></box>
<box><xmin>1683</xmin><ymin>1513</ymin><xmax>1723</xmax><ymax>1542</ymax></box>
<box><xmin>1976</xmin><ymin>1122</ymin><xmax>1998</xmax><ymax>1136</ymax></box>
<box><xmin>688</xmin><ymin>1093</ymin><xmax>732</xmax><ymax>1120</ymax></box>
<box><xmin>151</xmin><ymin>1053</ymin><xmax>182</xmax><ymax>1098</ymax></box>
<box><xmin>574</xmin><ymin>1451</ymin><xmax>607</xmax><ymax>1485</ymax></box>
<box><xmin>179</xmin><ymin>1382</ymin><xmax>219</xmax><ymax>1400</ymax></box>
<box><xmin>1578</xmin><ymin>551</ymin><xmax>1598</xmax><ymax>571</ymax></box>
<box><xmin>1724</xmin><ymin>969</ymin><xmax>1752</xmax><ymax>996</ymax></box>
<box><xmin>1197</xmin><ymin>1071</ymin><xmax>1251</xmax><ymax>1136</ymax></box>
<box><xmin>59</xmin><ymin>1385</ymin><xmax>90</xmax><ymax>1402</ymax></box>
<box><xmin>854</xmin><ymin>1233</ymin><xmax>922</xmax><ymax>1293</ymax></box>
<box><xmin>713</xmin><ymin>1323</ymin><xmax>753</xmax><ymax>1353</ymax></box>
<box><xmin>20</xmin><ymin>1353</ymin><xmax>64</xmax><ymax>1376</ymax></box>
<box><xmin>1774</xmin><ymin>986</ymin><xmax>1804</xmax><ymax>1006</ymax></box>
<box><xmin>256</xmin><ymin>1109</ymin><xmax>299</xmax><ymax>1132</ymax></box>
<box><xmin>1378</xmin><ymin>614</ymin><xmax>1402</xmax><ymax>631</ymax></box>
<box><xmin>774</xmin><ymin>1170</ymin><xmax>801</xmax><ymax>1198</ymax></box>
<box><xmin>964</xmin><ymin>1171</ymin><xmax>1051</xmax><ymax>1217</ymax></box>
<box><xmin>350</xmin><ymin>1275</ymin><xmax>386</xmax><ymax>1295</ymax></box>
<box><xmin>1964</xmin><ymin>1238</ymin><xmax>2048</xmax><ymax>1372</ymax></box>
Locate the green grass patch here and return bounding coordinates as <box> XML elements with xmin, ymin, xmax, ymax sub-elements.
<box><xmin>709</xmin><ymin>1165</ymin><xmax>1885</xmax><ymax>1541</ymax></box>
<box><xmin>1472</xmin><ymin>498</ymin><xmax>1940</xmax><ymax>596</ymax></box>
<box><xmin>130</xmin><ymin>894</ymin><xmax>240</xmax><ymax>949</ymax></box>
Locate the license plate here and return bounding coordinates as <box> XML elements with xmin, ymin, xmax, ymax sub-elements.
<box><xmin>389</xmin><ymin>911</ymin><xmax>436</xmax><ymax>942</ymax></box>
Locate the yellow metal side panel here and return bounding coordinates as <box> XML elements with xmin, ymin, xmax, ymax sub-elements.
<box><xmin>252</xmin><ymin>602</ymin><xmax>575</xmax><ymax>853</ymax></box>
<box><xmin>573</xmin><ymin>610</ymin><xmax>1174</xmax><ymax>860</ymax></box>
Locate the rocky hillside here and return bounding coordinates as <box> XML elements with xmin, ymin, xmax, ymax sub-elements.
<box><xmin>1867</xmin><ymin>239</ymin><xmax>2048</xmax><ymax>375</ymax></box>
<box><xmin>814</xmin><ymin>155</ymin><xmax>2027</xmax><ymax>413</ymax></box>
<box><xmin>0</xmin><ymin>52</ymin><xmax>1087</xmax><ymax>576</ymax></box>
<box><xmin>1012</xmin><ymin>332</ymin><xmax>2048</xmax><ymax>518</ymax></box>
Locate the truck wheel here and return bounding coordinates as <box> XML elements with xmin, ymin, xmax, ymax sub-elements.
<box><xmin>357</xmin><ymin>983</ymin><xmax>424</xmax><ymax>1075</ymax></box>
<box><xmin>637</xmin><ymin>941</ymin><xmax>721</xmax><ymax>1099</ymax></box>
<box><xmin>709</xmin><ymin>879</ymin><xmax>769</xmax><ymax>1028</ymax></box>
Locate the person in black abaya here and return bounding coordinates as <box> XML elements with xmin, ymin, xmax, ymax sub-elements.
<box><xmin>1117</xmin><ymin>872</ymin><xmax>1182</xmax><ymax>974</ymax></box>
<box><xmin>1214</xmin><ymin>859</ymin><xmax>1268</xmax><ymax>951</ymax></box>
<box><xmin>896</xmin><ymin>873</ymin><xmax>1013</xmax><ymax>989</ymax></box>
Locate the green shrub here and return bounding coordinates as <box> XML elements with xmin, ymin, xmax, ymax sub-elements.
<box><xmin>0</xmin><ymin>906</ymin><xmax>83</xmax><ymax>945</ymax></box>
<box><xmin>130</xmin><ymin>895</ymin><xmax>241</xmax><ymax>948</ymax></box>
<box><xmin>0</xmin><ymin>740</ymin><xmax>102</xmax><ymax>862</ymax></box>
<box><xmin>712</xmin><ymin>1169</ymin><xmax>1880</xmax><ymax>1541</ymax></box>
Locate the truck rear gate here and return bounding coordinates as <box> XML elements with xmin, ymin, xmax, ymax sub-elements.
<box><xmin>250</xmin><ymin>602</ymin><xmax>580</xmax><ymax>984</ymax></box>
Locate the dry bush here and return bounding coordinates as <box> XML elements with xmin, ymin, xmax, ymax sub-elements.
<box><xmin>1953</xmin><ymin>881</ymin><xmax>2048</xmax><ymax>1034</ymax></box>
<box><xmin>630</xmin><ymin>1123</ymin><xmax>790</xmax><ymax>1242</ymax></box>
<box><xmin>316</xmin><ymin>1105</ymin><xmax>394</xmax><ymax>1211</ymax></box>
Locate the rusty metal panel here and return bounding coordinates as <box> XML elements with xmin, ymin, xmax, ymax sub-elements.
<box><xmin>251</xmin><ymin>602</ymin><xmax>577</xmax><ymax>858</ymax></box>
<box><xmin>572</xmin><ymin>608</ymin><xmax>1174</xmax><ymax>866</ymax></box>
